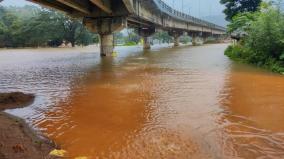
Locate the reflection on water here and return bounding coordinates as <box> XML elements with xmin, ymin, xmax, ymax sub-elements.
<box><xmin>1</xmin><ymin>44</ymin><xmax>284</xmax><ymax>158</ymax></box>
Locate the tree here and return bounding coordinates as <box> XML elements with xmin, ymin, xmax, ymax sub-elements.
<box><xmin>0</xmin><ymin>6</ymin><xmax>98</xmax><ymax>48</ymax></box>
<box><xmin>20</xmin><ymin>9</ymin><xmax>63</xmax><ymax>47</ymax></box>
<box><xmin>225</xmin><ymin>3</ymin><xmax>284</xmax><ymax>73</ymax></box>
<box><xmin>220</xmin><ymin>0</ymin><xmax>262</xmax><ymax>21</ymax></box>
<box><xmin>0</xmin><ymin>8</ymin><xmax>23</xmax><ymax>47</ymax></box>
<box><xmin>53</xmin><ymin>11</ymin><xmax>96</xmax><ymax>47</ymax></box>
<box><xmin>152</xmin><ymin>31</ymin><xmax>172</xmax><ymax>44</ymax></box>
<box><xmin>114</xmin><ymin>32</ymin><xmax>124</xmax><ymax>45</ymax></box>
<box><xmin>125</xmin><ymin>29</ymin><xmax>140</xmax><ymax>44</ymax></box>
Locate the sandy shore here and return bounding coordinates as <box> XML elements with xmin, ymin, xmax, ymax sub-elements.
<box><xmin>0</xmin><ymin>92</ymin><xmax>57</xmax><ymax>159</ymax></box>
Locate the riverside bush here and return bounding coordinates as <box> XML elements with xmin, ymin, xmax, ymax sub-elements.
<box><xmin>124</xmin><ymin>41</ymin><xmax>137</xmax><ymax>46</ymax></box>
<box><xmin>226</xmin><ymin>3</ymin><xmax>284</xmax><ymax>74</ymax></box>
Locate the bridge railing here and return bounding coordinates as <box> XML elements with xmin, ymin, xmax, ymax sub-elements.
<box><xmin>153</xmin><ymin>0</ymin><xmax>226</xmax><ymax>31</ymax></box>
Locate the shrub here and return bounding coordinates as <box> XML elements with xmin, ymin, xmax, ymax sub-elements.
<box><xmin>225</xmin><ymin>3</ymin><xmax>284</xmax><ymax>74</ymax></box>
<box><xmin>124</xmin><ymin>41</ymin><xmax>137</xmax><ymax>46</ymax></box>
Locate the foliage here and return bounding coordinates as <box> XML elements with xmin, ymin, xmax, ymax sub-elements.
<box><xmin>220</xmin><ymin>0</ymin><xmax>262</xmax><ymax>21</ymax></box>
<box><xmin>152</xmin><ymin>31</ymin><xmax>172</xmax><ymax>43</ymax></box>
<box><xmin>126</xmin><ymin>29</ymin><xmax>140</xmax><ymax>44</ymax></box>
<box><xmin>225</xmin><ymin>3</ymin><xmax>284</xmax><ymax>74</ymax></box>
<box><xmin>49</xmin><ymin>149</ymin><xmax>67</xmax><ymax>157</ymax></box>
<box><xmin>204</xmin><ymin>37</ymin><xmax>222</xmax><ymax>44</ymax></box>
<box><xmin>227</xmin><ymin>12</ymin><xmax>258</xmax><ymax>33</ymax></box>
<box><xmin>0</xmin><ymin>6</ymin><xmax>98</xmax><ymax>48</ymax></box>
<box><xmin>180</xmin><ymin>35</ymin><xmax>191</xmax><ymax>44</ymax></box>
<box><xmin>0</xmin><ymin>7</ymin><xmax>22</xmax><ymax>47</ymax></box>
<box><xmin>124</xmin><ymin>41</ymin><xmax>137</xmax><ymax>46</ymax></box>
<box><xmin>114</xmin><ymin>32</ymin><xmax>124</xmax><ymax>45</ymax></box>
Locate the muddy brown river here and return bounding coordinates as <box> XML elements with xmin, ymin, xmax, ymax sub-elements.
<box><xmin>1</xmin><ymin>44</ymin><xmax>284</xmax><ymax>158</ymax></box>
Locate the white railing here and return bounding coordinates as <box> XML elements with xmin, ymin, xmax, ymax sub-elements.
<box><xmin>153</xmin><ymin>0</ymin><xmax>226</xmax><ymax>31</ymax></box>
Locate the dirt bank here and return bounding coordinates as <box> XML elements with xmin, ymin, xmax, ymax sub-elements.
<box><xmin>0</xmin><ymin>92</ymin><xmax>34</xmax><ymax>111</ymax></box>
<box><xmin>0</xmin><ymin>92</ymin><xmax>57</xmax><ymax>159</ymax></box>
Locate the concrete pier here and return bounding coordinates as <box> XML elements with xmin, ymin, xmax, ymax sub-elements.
<box><xmin>143</xmin><ymin>37</ymin><xmax>151</xmax><ymax>50</ymax></box>
<box><xmin>100</xmin><ymin>34</ymin><xmax>114</xmax><ymax>56</ymax></box>
<box><xmin>138</xmin><ymin>28</ymin><xmax>155</xmax><ymax>50</ymax></box>
<box><xmin>174</xmin><ymin>36</ymin><xmax>180</xmax><ymax>47</ymax></box>
<box><xmin>169</xmin><ymin>31</ymin><xmax>183</xmax><ymax>47</ymax></box>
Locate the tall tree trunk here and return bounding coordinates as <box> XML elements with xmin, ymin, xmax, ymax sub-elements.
<box><xmin>71</xmin><ymin>41</ymin><xmax>75</xmax><ymax>47</ymax></box>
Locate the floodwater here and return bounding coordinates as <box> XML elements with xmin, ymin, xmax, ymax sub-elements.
<box><xmin>1</xmin><ymin>44</ymin><xmax>284</xmax><ymax>158</ymax></box>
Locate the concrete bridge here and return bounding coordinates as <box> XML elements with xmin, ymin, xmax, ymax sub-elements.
<box><xmin>28</xmin><ymin>0</ymin><xmax>226</xmax><ymax>56</ymax></box>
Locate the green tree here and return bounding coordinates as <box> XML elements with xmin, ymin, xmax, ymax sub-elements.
<box><xmin>152</xmin><ymin>31</ymin><xmax>172</xmax><ymax>44</ymax></box>
<box><xmin>125</xmin><ymin>29</ymin><xmax>140</xmax><ymax>44</ymax></box>
<box><xmin>180</xmin><ymin>35</ymin><xmax>190</xmax><ymax>44</ymax></box>
<box><xmin>245</xmin><ymin>7</ymin><xmax>284</xmax><ymax>62</ymax></box>
<box><xmin>0</xmin><ymin>8</ymin><xmax>23</xmax><ymax>47</ymax></box>
<box><xmin>227</xmin><ymin>12</ymin><xmax>258</xmax><ymax>33</ymax></box>
<box><xmin>0</xmin><ymin>6</ymin><xmax>97</xmax><ymax>48</ymax></box>
<box><xmin>220</xmin><ymin>0</ymin><xmax>262</xmax><ymax>21</ymax></box>
<box><xmin>0</xmin><ymin>7</ymin><xmax>7</xmax><ymax>47</ymax></box>
<box><xmin>54</xmin><ymin>11</ymin><xmax>96</xmax><ymax>47</ymax></box>
<box><xmin>225</xmin><ymin>3</ymin><xmax>284</xmax><ymax>73</ymax></box>
<box><xmin>114</xmin><ymin>32</ymin><xmax>124</xmax><ymax>45</ymax></box>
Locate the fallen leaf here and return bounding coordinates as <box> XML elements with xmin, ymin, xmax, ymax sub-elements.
<box><xmin>75</xmin><ymin>156</ymin><xmax>88</xmax><ymax>159</ymax></box>
<box><xmin>49</xmin><ymin>149</ymin><xmax>67</xmax><ymax>157</ymax></box>
<box><xmin>12</xmin><ymin>144</ymin><xmax>25</xmax><ymax>153</ymax></box>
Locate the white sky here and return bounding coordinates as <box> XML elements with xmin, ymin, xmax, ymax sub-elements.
<box><xmin>0</xmin><ymin>0</ymin><xmax>225</xmax><ymax>18</ymax></box>
<box><xmin>164</xmin><ymin>0</ymin><xmax>224</xmax><ymax>17</ymax></box>
<box><xmin>1</xmin><ymin>0</ymin><xmax>35</xmax><ymax>7</ymax></box>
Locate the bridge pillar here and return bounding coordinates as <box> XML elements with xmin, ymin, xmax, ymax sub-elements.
<box><xmin>174</xmin><ymin>36</ymin><xmax>180</xmax><ymax>47</ymax></box>
<box><xmin>100</xmin><ymin>34</ymin><xmax>114</xmax><ymax>56</ymax></box>
<box><xmin>202</xmin><ymin>32</ymin><xmax>210</xmax><ymax>44</ymax></box>
<box><xmin>168</xmin><ymin>30</ymin><xmax>183</xmax><ymax>47</ymax></box>
<box><xmin>203</xmin><ymin>36</ymin><xmax>208</xmax><ymax>44</ymax></box>
<box><xmin>213</xmin><ymin>34</ymin><xmax>223</xmax><ymax>43</ymax></box>
<box><xmin>188</xmin><ymin>32</ymin><xmax>199</xmax><ymax>46</ymax></box>
<box><xmin>138</xmin><ymin>28</ymin><xmax>155</xmax><ymax>50</ymax></box>
<box><xmin>192</xmin><ymin>36</ymin><xmax>197</xmax><ymax>46</ymax></box>
<box><xmin>143</xmin><ymin>37</ymin><xmax>151</xmax><ymax>49</ymax></box>
<box><xmin>215</xmin><ymin>34</ymin><xmax>222</xmax><ymax>41</ymax></box>
<box><xmin>83</xmin><ymin>17</ymin><xmax>126</xmax><ymax>56</ymax></box>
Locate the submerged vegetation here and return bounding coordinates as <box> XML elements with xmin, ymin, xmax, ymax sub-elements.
<box><xmin>223</xmin><ymin>1</ymin><xmax>284</xmax><ymax>74</ymax></box>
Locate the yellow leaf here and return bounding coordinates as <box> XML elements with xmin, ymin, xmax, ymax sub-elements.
<box><xmin>49</xmin><ymin>149</ymin><xmax>67</xmax><ymax>157</ymax></box>
<box><xmin>112</xmin><ymin>52</ymin><xmax>117</xmax><ymax>57</ymax></box>
<box><xmin>75</xmin><ymin>157</ymin><xmax>88</xmax><ymax>159</ymax></box>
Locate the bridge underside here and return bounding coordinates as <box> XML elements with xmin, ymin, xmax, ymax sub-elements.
<box><xmin>28</xmin><ymin>0</ymin><xmax>226</xmax><ymax>56</ymax></box>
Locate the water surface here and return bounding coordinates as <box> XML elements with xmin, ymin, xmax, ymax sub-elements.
<box><xmin>1</xmin><ymin>44</ymin><xmax>284</xmax><ymax>158</ymax></box>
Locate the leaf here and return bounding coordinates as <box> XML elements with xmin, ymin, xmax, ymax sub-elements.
<box><xmin>112</xmin><ymin>51</ymin><xmax>117</xmax><ymax>57</ymax></box>
<box><xmin>75</xmin><ymin>157</ymin><xmax>88</xmax><ymax>159</ymax></box>
<box><xmin>49</xmin><ymin>149</ymin><xmax>67</xmax><ymax>157</ymax></box>
<box><xmin>280</xmin><ymin>53</ymin><xmax>284</xmax><ymax>60</ymax></box>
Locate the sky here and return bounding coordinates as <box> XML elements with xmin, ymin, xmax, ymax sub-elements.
<box><xmin>1</xmin><ymin>0</ymin><xmax>34</xmax><ymax>7</ymax></box>
<box><xmin>164</xmin><ymin>0</ymin><xmax>225</xmax><ymax>17</ymax></box>
<box><xmin>1</xmin><ymin>0</ymin><xmax>225</xmax><ymax>18</ymax></box>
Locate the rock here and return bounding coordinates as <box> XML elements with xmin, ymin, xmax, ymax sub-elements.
<box><xmin>0</xmin><ymin>92</ymin><xmax>35</xmax><ymax>111</ymax></box>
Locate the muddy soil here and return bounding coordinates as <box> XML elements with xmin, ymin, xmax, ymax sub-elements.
<box><xmin>0</xmin><ymin>92</ymin><xmax>57</xmax><ymax>159</ymax></box>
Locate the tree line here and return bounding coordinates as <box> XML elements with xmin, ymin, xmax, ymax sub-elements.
<box><xmin>0</xmin><ymin>5</ymin><xmax>194</xmax><ymax>49</ymax></box>
<box><xmin>0</xmin><ymin>5</ymin><xmax>99</xmax><ymax>48</ymax></box>
<box><xmin>221</xmin><ymin>0</ymin><xmax>284</xmax><ymax>74</ymax></box>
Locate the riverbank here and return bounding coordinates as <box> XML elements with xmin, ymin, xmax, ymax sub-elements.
<box><xmin>224</xmin><ymin>5</ymin><xmax>284</xmax><ymax>75</ymax></box>
<box><xmin>225</xmin><ymin>44</ymin><xmax>284</xmax><ymax>74</ymax></box>
<box><xmin>0</xmin><ymin>92</ymin><xmax>56</xmax><ymax>159</ymax></box>
<box><xmin>0</xmin><ymin>44</ymin><xmax>100</xmax><ymax>53</ymax></box>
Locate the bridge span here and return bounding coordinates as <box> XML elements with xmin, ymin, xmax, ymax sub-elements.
<box><xmin>28</xmin><ymin>0</ymin><xmax>227</xmax><ymax>56</ymax></box>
